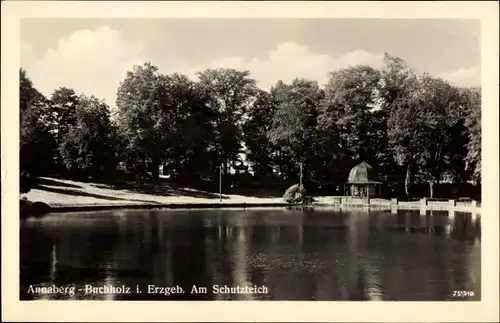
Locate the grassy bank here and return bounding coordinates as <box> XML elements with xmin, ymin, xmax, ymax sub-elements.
<box><xmin>22</xmin><ymin>177</ymin><xmax>481</xmax><ymax>216</ymax></box>
<box><xmin>23</xmin><ymin>177</ymin><xmax>285</xmax><ymax>207</ymax></box>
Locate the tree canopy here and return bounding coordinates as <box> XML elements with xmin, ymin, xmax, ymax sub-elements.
<box><xmin>197</xmin><ymin>68</ymin><xmax>258</xmax><ymax>175</ymax></box>
<box><xmin>19</xmin><ymin>53</ymin><xmax>482</xmax><ymax>198</ymax></box>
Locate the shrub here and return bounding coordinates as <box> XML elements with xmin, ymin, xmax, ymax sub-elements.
<box><xmin>31</xmin><ymin>201</ymin><xmax>51</xmax><ymax>216</ymax></box>
<box><xmin>20</xmin><ymin>199</ymin><xmax>51</xmax><ymax>218</ymax></box>
<box><xmin>20</xmin><ymin>171</ymin><xmax>34</xmax><ymax>194</ymax></box>
<box><xmin>283</xmin><ymin>183</ymin><xmax>306</xmax><ymax>204</ymax></box>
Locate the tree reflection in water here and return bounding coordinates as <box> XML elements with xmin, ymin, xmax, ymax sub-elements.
<box><xmin>20</xmin><ymin>208</ymin><xmax>481</xmax><ymax>301</ymax></box>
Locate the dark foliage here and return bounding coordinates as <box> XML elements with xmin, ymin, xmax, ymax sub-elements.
<box><xmin>18</xmin><ymin>52</ymin><xmax>482</xmax><ymax>200</ymax></box>
<box><xmin>20</xmin><ymin>171</ymin><xmax>35</xmax><ymax>194</ymax></box>
<box><xmin>283</xmin><ymin>184</ymin><xmax>307</xmax><ymax>204</ymax></box>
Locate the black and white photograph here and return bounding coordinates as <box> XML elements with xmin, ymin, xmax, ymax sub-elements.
<box><xmin>2</xmin><ymin>1</ymin><xmax>499</xmax><ymax>322</ymax></box>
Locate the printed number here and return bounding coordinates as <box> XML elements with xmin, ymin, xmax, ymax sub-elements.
<box><xmin>452</xmin><ymin>290</ymin><xmax>475</xmax><ymax>297</ymax></box>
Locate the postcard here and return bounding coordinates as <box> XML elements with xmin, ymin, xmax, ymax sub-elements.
<box><xmin>2</xmin><ymin>1</ymin><xmax>499</xmax><ymax>322</ymax></box>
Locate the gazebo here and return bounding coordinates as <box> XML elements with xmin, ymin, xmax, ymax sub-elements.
<box><xmin>345</xmin><ymin>161</ymin><xmax>382</xmax><ymax>198</ymax></box>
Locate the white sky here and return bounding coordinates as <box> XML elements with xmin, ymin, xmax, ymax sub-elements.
<box><xmin>21</xmin><ymin>19</ymin><xmax>481</xmax><ymax>108</ymax></box>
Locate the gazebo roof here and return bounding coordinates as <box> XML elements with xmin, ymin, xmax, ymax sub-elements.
<box><xmin>347</xmin><ymin>161</ymin><xmax>382</xmax><ymax>184</ymax></box>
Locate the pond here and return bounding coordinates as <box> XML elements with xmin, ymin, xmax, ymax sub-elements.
<box><xmin>20</xmin><ymin>208</ymin><xmax>481</xmax><ymax>301</ymax></box>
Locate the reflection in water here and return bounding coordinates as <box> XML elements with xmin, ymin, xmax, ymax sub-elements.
<box><xmin>20</xmin><ymin>208</ymin><xmax>481</xmax><ymax>301</ymax></box>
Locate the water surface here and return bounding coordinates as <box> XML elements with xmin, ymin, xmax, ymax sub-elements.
<box><xmin>20</xmin><ymin>208</ymin><xmax>481</xmax><ymax>301</ymax></box>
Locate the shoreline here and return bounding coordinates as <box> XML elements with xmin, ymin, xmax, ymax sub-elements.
<box><xmin>46</xmin><ymin>202</ymin><xmax>291</xmax><ymax>213</ymax></box>
<box><xmin>22</xmin><ymin>177</ymin><xmax>481</xmax><ymax>216</ymax></box>
<box><xmin>40</xmin><ymin>201</ymin><xmax>481</xmax><ymax>215</ymax></box>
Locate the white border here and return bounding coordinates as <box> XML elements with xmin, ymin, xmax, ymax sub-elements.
<box><xmin>2</xmin><ymin>1</ymin><xmax>499</xmax><ymax>322</ymax></box>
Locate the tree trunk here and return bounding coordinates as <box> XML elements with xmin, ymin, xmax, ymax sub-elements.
<box><xmin>405</xmin><ymin>162</ymin><xmax>412</xmax><ymax>197</ymax></box>
<box><xmin>150</xmin><ymin>157</ymin><xmax>160</xmax><ymax>179</ymax></box>
<box><xmin>223</xmin><ymin>157</ymin><xmax>229</xmax><ymax>176</ymax></box>
<box><xmin>432</xmin><ymin>136</ymin><xmax>443</xmax><ymax>194</ymax></box>
<box><xmin>429</xmin><ymin>180</ymin><xmax>434</xmax><ymax>198</ymax></box>
<box><xmin>137</xmin><ymin>156</ymin><xmax>146</xmax><ymax>176</ymax></box>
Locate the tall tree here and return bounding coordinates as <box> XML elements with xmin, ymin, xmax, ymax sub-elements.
<box><xmin>197</xmin><ymin>68</ymin><xmax>257</xmax><ymax>175</ymax></box>
<box><xmin>444</xmin><ymin>116</ymin><xmax>470</xmax><ymax>184</ymax></box>
<box><xmin>413</xmin><ymin>74</ymin><xmax>463</xmax><ymax>197</ymax></box>
<box><xmin>20</xmin><ymin>69</ymin><xmax>44</xmax><ymax>113</ymax></box>
<box><xmin>58</xmin><ymin>95</ymin><xmax>117</xmax><ymax>179</ymax></box>
<box><xmin>49</xmin><ymin>87</ymin><xmax>79</xmax><ymax>171</ymax></box>
<box><xmin>317</xmin><ymin>66</ymin><xmax>386</xmax><ymax>180</ymax></box>
<box><xmin>378</xmin><ymin>53</ymin><xmax>417</xmax><ymax>111</ymax></box>
<box><xmin>386</xmin><ymin>70</ymin><xmax>463</xmax><ymax>197</ymax></box>
<box><xmin>116</xmin><ymin>63</ymin><xmax>173</xmax><ymax>178</ymax></box>
<box><xmin>386</xmin><ymin>83</ymin><xmax>425</xmax><ymax>197</ymax></box>
<box><xmin>268</xmin><ymin>78</ymin><xmax>323</xmax><ymax>179</ymax></box>
<box><xmin>242</xmin><ymin>89</ymin><xmax>279</xmax><ymax>176</ymax></box>
<box><xmin>50</xmin><ymin>87</ymin><xmax>79</xmax><ymax>137</ymax></box>
<box><xmin>462</xmin><ymin>87</ymin><xmax>481</xmax><ymax>184</ymax></box>
<box><xmin>161</xmin><ymin>73</ymin><xmax>216</xmax><ymax>178</ymax></box>
<box><xmin>19</xmin><ymin>69</ymin><xmax>56</xmax><ymax>176</ymax></box>
<box><xmin>379</xmin><ymin>55</ymin><xmax>421</xmax><ymax>196</ymax></box>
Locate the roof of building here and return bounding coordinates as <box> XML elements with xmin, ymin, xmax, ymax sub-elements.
<box><xmin>347</xmin><ymin>161</ymin><xmax>382</xmax><ymax>184</ymax></box>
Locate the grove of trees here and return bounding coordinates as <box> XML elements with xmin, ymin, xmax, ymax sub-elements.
<box><xmin>20</xmin><ymin>53</ymin><xmax>481</xmax><ymax>198</ymax></box>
